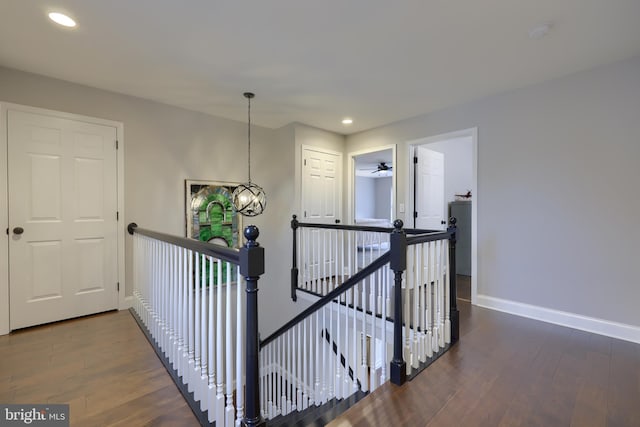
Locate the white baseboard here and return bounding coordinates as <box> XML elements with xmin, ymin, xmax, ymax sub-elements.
<box><xmin>476</xmin><ymin>294</ymin><xmax>640</xmax><ymax>344</ymax></box>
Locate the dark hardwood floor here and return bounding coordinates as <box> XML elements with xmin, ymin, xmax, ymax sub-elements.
<box><xmin>329</xmin><ymin>301</ymin><xmax>640</xmax><ymax>427</ymax></box>
<box><xmin>0</xmin><ymin>311</ymin><xmax>198</xmax><ymax>427</ymax></box>
<box><xmin>2</xmin><ymin>301</ymin><xmax>639</xmax><ymax>426</ymax></box>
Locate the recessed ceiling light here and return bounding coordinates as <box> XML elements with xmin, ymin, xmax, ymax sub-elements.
<box><xmin>529</xmin><ymin>22</ymin><xmax>552</xmax><ymax>40</ymax></box>
<box><xmin>48</xmin><ymin>12</ymin><xmax>76</xmax><ymax>28</ymax></box>
<box><xmin>342</xmin><ymin>118</ymin><xmax>353</xmax><ymax>125</ymax></box>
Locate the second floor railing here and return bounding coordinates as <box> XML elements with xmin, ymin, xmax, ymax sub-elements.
<box><xmin>128</xmin><ymin>216</ymin><xmax>459</xmax><ymax>426</ymax></box>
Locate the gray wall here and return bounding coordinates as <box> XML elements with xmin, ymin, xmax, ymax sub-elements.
<box><xmin>0</xmin><ymin>66</ymin><xmax>298</xmax><ymax>336</ymax></box>
<box><xmin>374</xmin><ymin>177</ymin><xmax>392</xmax><ymax>219</ymax></box>
<box><xmin>355</xmin><ymin>176</ymin><xmax>375</xmax><ymax>218</ymax></box>
<box><xmin>346</xmin><ymin>55</ymin><xmax>640</xmax><ymax>328</ymax></box>
<box><xmin>425</xmin><ymin>137</ymin><xmax>473</xmax><ymax>204</ymax></box>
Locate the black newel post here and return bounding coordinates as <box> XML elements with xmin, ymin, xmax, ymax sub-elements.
<box><xmin>389</xmin><ymin>219</ymin><xmax>407</xmax><ymax>386</ymax></box>
<box><xmin>291</xmin><ymin>215</ymin><xmax>299</xmax><ymax>302</ymax></box>
<box><xmin>240</xmin><ymin>226</ymin><xmax>266</xmax><ymax>427</ymax></box>
<box><xmin>448</xmin><ymin>217</ymin><xmax>460</xmax><ymax>344</ymax></box>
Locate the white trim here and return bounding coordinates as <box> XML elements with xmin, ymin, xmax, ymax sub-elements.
<box><xmin>346</xmin><ymin>144</ymin><xmax>397</xmax><ymax>225</ymax></box>
<box><xmin>0</xmin><ymin>102</ymin><xmax>125</xmax><ymax>334</ymax></box>
<box><xmin>0</xmin><ymin>104</ymin><xmax>9</xmax><ymax>335</ymax></box>
<box><xmin>476</xmin><ymin>294</ymin><xmax>640</xmax><ymax>344</ymax></box>
<box><xmin>405</xmin><ymin>127</ymin><xmax>478</xmax><ymax>304</ymax></box>
<box><xmin>116</xmin><ymin>122</ymin><xmax>126</xmax><ymax>309</ymax></box>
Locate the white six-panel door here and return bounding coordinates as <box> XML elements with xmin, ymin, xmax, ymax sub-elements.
<box><xmin>8</xmin><ymin>110</ymin><xmax>118</xmax><ymax>329</ymax></box>
<box><xmin>301</xmin><ymin>147</ymin><xmax>342</xmax><ymax>282</ymax></box>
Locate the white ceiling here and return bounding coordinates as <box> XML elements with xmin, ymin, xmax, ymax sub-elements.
<box><xmin>1</xmin><ymin>1</ymin><xmax>640</xmax><ymax>134</ymax></box>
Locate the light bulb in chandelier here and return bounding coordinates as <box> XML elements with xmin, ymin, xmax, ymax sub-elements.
<box><xmin>232</xmin><ymin>92</ymin><xmax>267</xmax><ymax>217</ymax></box>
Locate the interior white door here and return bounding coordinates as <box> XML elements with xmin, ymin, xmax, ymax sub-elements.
<box><xmin>302</xmin><ymin>147</ymin><xmax>341</xmax><ymax>223</ymax></box>
<box><xmin>8</xmin><ymin>110</ymin><xmax>118</xmax><ymax>330</ymax></box>
<box><xmin>415</xmin><ymin>146</ymin><xmax>446</xmax><ymax>231</ymax></box>
<box><xmin>301</xmin><ymin>147</ymin><xmax>342</xmax><ymax>282</ymax></box>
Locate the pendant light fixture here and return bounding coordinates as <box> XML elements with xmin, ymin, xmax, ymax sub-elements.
<box><xmin>232</xmin><ymin>92</ymin><xmax>267</xmax><ymax>216</ymax></box>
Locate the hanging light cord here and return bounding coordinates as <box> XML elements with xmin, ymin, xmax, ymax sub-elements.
<box><xmin>247</xmin><ymin>94</ymin><xmax>252</xmax><ymax>183</ymax></box>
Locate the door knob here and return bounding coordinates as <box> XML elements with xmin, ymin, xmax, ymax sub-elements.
<box><xmin>13</xmin><ymin>227</ymin><xmax>24</xmax><ymax>235</ymax></box>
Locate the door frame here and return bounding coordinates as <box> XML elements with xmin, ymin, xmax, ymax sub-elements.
<box><xmin>347</xmin><ymin>144</ymin><xmax>397</xmax><ymax>225</ymax></box>
<box><xmin>0</xmin><ymin>102</ymin><xmax>126</xmax><ymax>335</ymax></box>
<box><xmin>406</xmin><ymin>127</ymin><xmax>478</xmax><ymax>304</ymax></box>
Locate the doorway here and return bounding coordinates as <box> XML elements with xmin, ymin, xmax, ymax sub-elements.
<box><xmin>1</xmin><ymin>103</ymin><xmax>125</xmax><ymax>334</ymax></box>
<box><xmin>348</xmin><ymin>145</ymin><xmax>396</xmax><ymax>227</ymax></box>
<box><xmin>408</xmin><ymin>128</ymin><xmax>477</xmax><ymax>304</ymax></box>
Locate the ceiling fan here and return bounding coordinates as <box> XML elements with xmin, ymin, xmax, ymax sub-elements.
<box><xmin>371</xmin><ymin>162</ymin><xmax>392</xmax><ymax>173</ymax></box>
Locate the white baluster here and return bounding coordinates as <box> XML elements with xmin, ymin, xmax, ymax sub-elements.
<box><xmin>193</xmin><ymin>251</ymin><xmax>202</xmax><ymax>402</ymax></box>
<box><xmin>444</xmin><ymin>239</ymin><xmax>451</xmax><ymax>344</ymax></box>
<box><xmin>430</xmin><ymin>240</ymin><xmax>437</xmax><ymax>355</ymax></box>
<box><xmin>380</xmin><ymin>263</ymin><xmax>388</xmax><ymax>385</ymax></box>
<box><xmin>302</xmin><ymin>318</ymin><xmax>308</xmax><ymax>410</ymax></box>
<box><xmin>296</xmin><ymin>324</ymin><xmax>302</xmax><ymax>412</ymax></box>
<box><xmin>236</xmin><ymin>267</ymin><xmax>244</xmax><ymax>426</ymax></box>
<box><xmin>286</xmin><ymin>329</ymin><xmax>292</xmax><ymax>414</ymax></box>
<box><xmin>225</xmin><ymin>262</ymin><xmax>235</xmax><ymax>427</ymax></box>
<box><xmin>425</xmin><ymin>242</ymin><xmax>433</xmax><ymax>359</ymax></box>
<box><xmin>200</xmin><ymin>254</ymin><xmax>209</xmax><ymax>410</ymax></box>
<box><xmin>215</xmin><ymin>259</ymin><xmax>224</xmax><ymax>427</ymax></box>
<box><xmin>335</xmin><ymin>293</ymin><xmax>342</xmax><ymax>400</ymax></box>
<box><xmin>207</xmin><ymin>256</ymin><xmax>216</xmax><ymax>423</ymax></box>
<box><xmin>438</xmin><ymin>240</ymin><xmax>446</xmax><ymax>349</ymax></box>
<box><xmin>411</xmin><ymin>244</ymin><xmax>420</xmax><ymax>369</ymax></box>
<box><xmin>186</xmin><ymin>250</ymin><xmax>195</xmax><ymax>390</ymax></box>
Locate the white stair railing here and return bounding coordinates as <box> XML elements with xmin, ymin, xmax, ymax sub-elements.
<box><xmin>293</xmin><ymin>216</ymin><xmax>392</xmax><ymax>298</ymax></box>
<box><xmin>129</xmin><ymin>218</ymin><xmax>459</xmax><ymax>426</ymax></box>
<box><xmin>289</xmin><ymin>218</ymin><xmax>458</xmax><ymax>391</ymax></box>
<box><xmin>130</xmin><ymin>227</ymin><xmax>246</xmax><ymax>427</ymax></box>
<box><xmin>404</xmin><ymin>238</ymin><xmax>450</xmax><ymax>375</ymax></box>
<box><xmin>259</xmin><ymin>253</ymin><xmax>393</xmax><ymax>421</ymax></box>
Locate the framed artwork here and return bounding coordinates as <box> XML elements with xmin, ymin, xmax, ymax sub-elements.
<box><xmin>186</xmin><ymin>180</ymin><xmax>242</xmax><ymax>285</ymax></box>
<box><xmin>185</xmin><ymin>180</ymin><xmax>242</xmax><ymax>248</ymax></box>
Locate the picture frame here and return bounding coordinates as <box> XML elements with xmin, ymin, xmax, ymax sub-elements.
<box><xmin>185</xmin><ymin>179</ymin><xmax>242</xmax><ymax>248</ymax></box>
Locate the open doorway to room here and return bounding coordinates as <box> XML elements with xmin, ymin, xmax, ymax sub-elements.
<box><xmin>407</xmin><ymin>128</ymin><xmax>477</xmax><ymax>304</ymax></box>
<box><xmin>348</xmin><ymin>146</ymin><xmax>396</xmax><ymax>227</ymax></box>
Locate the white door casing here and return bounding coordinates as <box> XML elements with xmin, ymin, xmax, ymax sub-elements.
<box><xmin>8</xmin><ymin>110</ymin><xmax>119</xmax><ymax>329</ymax></box>
<box><xmin>415</xmin><ymin>146</ymin><xmax>446</xmax><ymax>231</ymax></box>
<box><xmin>301</xmin><ymin>146</ymin><xmax>342</xmax><ymax>282</ymax></box>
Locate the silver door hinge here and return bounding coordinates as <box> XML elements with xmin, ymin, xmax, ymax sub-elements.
<box><xmin>117</xmin><ymin>282</ymin><xmax>120</xmax><ymax>291</ymax></box>
<box><xmin>116</xmin><ymin>140</ymin><xmax>119</xmax><ymax>150</ymax></box>
<box><xmin>414</xmin><ymin>156</ymin><xmax>418</xmax><ymax>164</ymax></box>
<box><xmin>116</xmin><ymin>211</ymin><xmax>119</xmax><ymax>221</ymax></box>
<box><xmin>413</xmin><ymin>211</ymin><xmax>418</xmax><ymax>219</ymax></box>
<box><xmin>304</xmin><ymin>159</ymin><xmax>307</xmax><ymax>166</ymax></box>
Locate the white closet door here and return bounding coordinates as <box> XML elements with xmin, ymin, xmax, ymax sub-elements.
<box><xmin>8</xmin><ymin>110</ymin><xmax>118</xmax><ymax>329</ymax></box>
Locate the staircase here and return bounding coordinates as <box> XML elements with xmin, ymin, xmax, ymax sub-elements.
<box><xmin>127</xmin><ymin>216</ymin><xmax>459</xmax><ymax>426</ymax></box>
